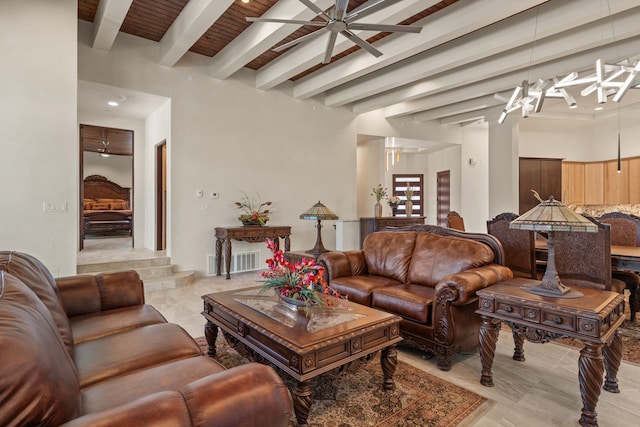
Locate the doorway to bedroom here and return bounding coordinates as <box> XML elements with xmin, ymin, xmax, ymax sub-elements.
<box><xmin>79</xmin><ymin>124</ymin><xmax>134</xmax><ymax>250</ymax></box>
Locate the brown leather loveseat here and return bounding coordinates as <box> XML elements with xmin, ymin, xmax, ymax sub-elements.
<box><xmin>0</xmin><ymin>251</ymin><xmax>292</xmax><ymax>427</ymax></box>
<box><xmin>319</xmin><ymin>226</ymin><xmax>512</xmax><ymax>371</ymax></box>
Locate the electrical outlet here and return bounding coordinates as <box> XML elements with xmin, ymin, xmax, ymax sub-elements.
<box><xmin>211</xmin><ymin>192</ymin><xmax>219</xmax><ymax>199</ymax></box>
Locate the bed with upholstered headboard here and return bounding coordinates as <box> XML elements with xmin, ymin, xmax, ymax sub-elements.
<box><xmin>83</xmin><ymin>175</ymin><xmax>132</xmax><ymax>236</ymax></box>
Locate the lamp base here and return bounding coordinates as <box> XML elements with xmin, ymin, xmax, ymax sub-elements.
<box><xmin>521</xmin><ymin>284</ymin><xmax>584</xmax><ymax>299</ymax></box>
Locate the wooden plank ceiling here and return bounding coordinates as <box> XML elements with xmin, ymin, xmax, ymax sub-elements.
<box><xmin>78</xmin><ymin>0</ymin><xmax>456</xmax><ymax>80</ymax></box>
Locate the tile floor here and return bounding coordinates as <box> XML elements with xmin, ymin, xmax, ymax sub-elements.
<box><xmin>81</xmin><ymin>238</ymin><xmax>640</xmax><ymax>427</ymax></box>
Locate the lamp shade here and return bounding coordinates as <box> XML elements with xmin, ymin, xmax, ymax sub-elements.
<box><xmin>300</xmin><ymin>201</ymin><xmax>338</xmax><ymax>221</ymax></box>
<box><xmin>300</xmin><ymin>201</ymin><xmax>338</xmax><ymax>256</ymax></box>
<box><xmin>510</xmin><ymin>195</ymin><xmax>595</xmax><ymax>298</ymax></box>
<box><xmin>510</xmin><ymin>196</ymin><xmax>597</xmax><ymax>233</ymax></box>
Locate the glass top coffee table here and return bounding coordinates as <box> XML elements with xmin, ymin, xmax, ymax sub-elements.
<box><xmin>202</xmin><ymin>287</ymin><xmax>402</xmax><ymax>427</ymax></box>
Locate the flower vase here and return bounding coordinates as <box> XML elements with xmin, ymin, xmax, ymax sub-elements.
<box><xmin>405</xmin><ymin>200</ymin><xmax>413</xmax><ymax>217</ymax></box>
<box><xmin>374</xmin><ymin>202</ymin><xmax>382</xmax><ymax>217</ymax></box>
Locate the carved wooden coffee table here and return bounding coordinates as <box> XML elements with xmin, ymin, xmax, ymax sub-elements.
<box><xmin>476</xmin><ymin>279</ymin><xmax>625</xmax><ymax>427</ymax></box>
<box><xmin>202</xmin><ymin>287</ymin><xmax>402</xmax><ymax>426</ymax></box>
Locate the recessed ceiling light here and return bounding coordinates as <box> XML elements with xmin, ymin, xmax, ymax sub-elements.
<box><xmin>594</xmin><ymin>106</ymin><xmax>604</xmax><ymax>111</ymax></box>
<box><xmin>108</xmin><ymin>101</ymin><xmax>119</xmax><ymax>107</ymax></box>
<box><xmin>241</xmin><ymin>0</ymin><xmax>250</xmax><ymax>3</ymax></box>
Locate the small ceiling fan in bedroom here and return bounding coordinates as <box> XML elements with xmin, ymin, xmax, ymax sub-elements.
<box><xmin>246</xmin><ymin>0</ymin><xmax>423</xmax><ymax>64</ymax></box>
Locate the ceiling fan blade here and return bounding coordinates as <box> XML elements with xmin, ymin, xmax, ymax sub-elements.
<box><xmin>298</xmin><ymin>0</ymin><xmax>331</xmax><ymax>21</ymax></box>
<box><xmin>246</xmin><ymin>17</ymin><xmax>325</xmax><ymax>26</ymax></box>
<box><xmin>340</xmin><ymin>30</ymin><xmax>383</xmax><ymax>57</ymax></box>
<box><xmin>335</xmin><ymin>0</ymin><xmax>350</xmax><ymax>21</ymax></box>
<box><xmin>323</xmin><ymin>31</ymin><xmax>339</xmax><ymax>64</ymax></box>
<box><xmin>346</xmin><ymin>0</ymin><xmax>402</xmax><ymax>22</ymax></box>
<box><xmin>348</xmin><ymin>22</ymin><xmax>422</xmax><ymax>33</ymax></box>
<box><xmin>273</xmin><ymin>28</ymin><xmax>328</xmax><ymax>53</ymax></box>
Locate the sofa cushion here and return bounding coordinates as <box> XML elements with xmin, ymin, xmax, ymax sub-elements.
<box><xmin>372</xmin><ymin>284</ymin><xmax>434</xmax><ymax>324</ymax></box>
<box><xmin>0</xmin><ymin>251</ymin><xmax>75</xmax><ymax>355</ymax></box>
<box><xmin>74</xmin><ymin>323</ymin><xmax>202</xmax><ymax>388</ymax></box>
<box><xmin>0</xmin><ymin>272</ymin><xmax>81</xmax><ymax>426</ymax></box>
<box><xmin>362</xmin><ymin>231</ymin><xmax>416</xmax><ymax>283</ymax></box>
<box><xmin>329</xmin><ymin>274</ymin><xmax>403</xmax><ymax>306</ymax></box>
<box><xmin>81</xmin><ymin>356</ymin><xmax>226</xmax><ymax>414</ymax></box>
<box><xmin>407</xmin><ymin>233</ymin><xmax>494</xmax><ymax>286</ymax></box>
<box><xmin>70</xmin><ymin>305</ymin><xmax>168</xmax><ymax>344</ymax></box>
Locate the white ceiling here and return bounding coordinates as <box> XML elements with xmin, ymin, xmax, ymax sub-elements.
<box><xmin>77</xmin><ymin>0</ymin><xmax>640</xmax><ymax>125</ymax></box>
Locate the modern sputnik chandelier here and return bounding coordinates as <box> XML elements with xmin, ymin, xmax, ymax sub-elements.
<box><xmin>497</xmin><ymin>58</ymin><xmax>640</xmax><ymax>124</ymax></box>
<box><xmin>497</xmin><ymin>0</ymin><xmax>640</xmax><ymax>124</ymax></box>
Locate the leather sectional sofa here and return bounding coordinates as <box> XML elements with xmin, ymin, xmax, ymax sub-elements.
<box><xmin>319</xmin><ymin>225</ymin><xmax>513</xmax><ymax>370</ymax></box>
<box><xmin>0</xmin><ymin>251</ymin><xmax>292</xmax><ymax>427</ymax></box>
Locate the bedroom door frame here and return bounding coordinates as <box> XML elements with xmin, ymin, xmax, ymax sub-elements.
<box><xmin>79</xmin><ymin>124</ymin><xmax>135</xmax><ymax>250</ymax></box>
<box><xmin>155</xmin><ymin>141</ymin><xmax>167</xmax><ymax>251</ymax></box>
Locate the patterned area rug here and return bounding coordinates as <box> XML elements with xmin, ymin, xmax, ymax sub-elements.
<box><xmin>195</xmin><ymin>336</ymin><xmax>487</xmax><ymax>427</ymax></box>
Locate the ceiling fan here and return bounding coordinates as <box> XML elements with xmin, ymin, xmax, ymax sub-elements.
<box><xmin>246</xmin><ymin>0</ymin><xmax>423</xmax><ymax>64</ymax></box>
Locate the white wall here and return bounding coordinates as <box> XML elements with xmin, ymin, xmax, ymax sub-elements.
<box><xmin>144</xmin><ymin>100</ymin><xmax>171</xmax><ymax>251</ymax></box>
<box><xmin>460</xmin><ymin>123</ymin><xmax>489</xmax><ymax>232</ymax></box>
<box><xmin>83</xmin><ymin>153</ymin><xmax>132</xmax><ymax>188</ymax></box>
<box><xmin>0</xmin><ymin>0</ymin><xmax>77</xmax><ymax>276</ymax></box>
<box><xmin>488</xmin><ymin>118</ymin><xmax>520</xmax><ymax>218</ymax></box>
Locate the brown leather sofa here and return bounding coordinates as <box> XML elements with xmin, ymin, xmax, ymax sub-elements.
<box><xmin>0</xmin><ymin>251</ymin><xmax>292</xmax><ymax>427</ymax></box>
<box><xmin>318</xmin><ymin>225</ymin><xmax>513</xmax><ymax>371</ymax></box>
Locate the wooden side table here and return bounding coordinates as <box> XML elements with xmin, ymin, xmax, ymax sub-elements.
<box><xmin>476</xmin><ymin>279</ymin><xmax>625</xmax><ymax>427</ymax></box>
<box><xmin>214</xmin><ymin>225</ymin><xmax>291</xmax><ymax>279</ymax></box>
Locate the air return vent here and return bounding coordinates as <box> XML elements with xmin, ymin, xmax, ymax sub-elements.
<box><xmin>207</xmin><ymin>251</ymin><xmax>261</xmax><ymax>276</ymax></box>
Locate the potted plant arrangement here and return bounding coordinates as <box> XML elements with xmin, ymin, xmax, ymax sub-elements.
<box><xmin>259</xmin><ymin>239</ymin><xmax>346</xmax><ymax>308</ymax></box>
<box><xmin>371</xmin><ymin>184</ymin><xmax>387</xmax><ymax>217</ymax></box>
<box><xmin>234</xmin><ymin>193</ymin><xmax>272</xmax><ymax>226</ymax></box>
<box><xmin>405</xmin><ymin>186</ymin><xmax>414</xmax><ymax>216</ymax></box>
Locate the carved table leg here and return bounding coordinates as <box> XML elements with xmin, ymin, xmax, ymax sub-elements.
<box><xmin>215</xmin><ymin>238</ymin><xmax>222</xmax><ymax>276</ymax></box>
<box><xmin>224</xmin><ymin>238</ymin><xmax>232</xmax><ymax>280</ymax></box>
<box><xmin>578</xmin><ymin>342</ymin><xmax>605</xmax><ymax>427</ymax></box>
<box><xmin>629</xmin><ymin>286</ymin><xmax>638</xmax><ymax>323</ymax></box>
<box><xmin>204</xmin><ymin>320</ymin><xmax>218</xmax><ymax>358</ymax></box>
<box><xmin>284</xmin><ymin>235</ymin><xmax>291</xmax><ymax>252</ymax></box>
<box><xmin>381</xmin><ymin>345</ymin><xmax>397</xmax><ymax>391</ymax></box>
<box><xmin>478</xmin><ymin>315</ymin><xmax>500</xmax><ymax>387</ymax></box>
<box><xmin>292</xmin><ymin>380</ymin><xmax>313</xmax><ymax>427</ymax></box>
<box><xmin>512</xmin><ymin>329</ymin><xmax>526</xmax><ymax>362</ymax></box>
<box><xmin>603</xmin><ymin>332</ymin><xmax>622</xmax><ymax>393</ymax></box>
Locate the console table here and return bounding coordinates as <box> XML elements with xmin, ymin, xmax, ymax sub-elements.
<box><xmin>214</xmin><ymin>225</ymin><xmax>291</xmax><ymax>279</ymax></box>
<box><xmin>359</xmin><ymin>216</ymin><xmax>425</xmax><ymax>248</ymax></box>
<box><xmin>476</xmin><ymin>279</ymin><xmax>625</xmax><ymax>427</ymax></box>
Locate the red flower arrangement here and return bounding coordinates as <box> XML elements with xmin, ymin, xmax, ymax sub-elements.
<box><xmin>259</xmin><ymin>239</ymin><xmax>346</xmax><ymax>307</ymax></box>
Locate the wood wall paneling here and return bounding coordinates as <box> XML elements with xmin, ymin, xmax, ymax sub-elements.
<box><xmin>584</xmin><ymin>162</ymin><xmax>604</xmax><ymax>205</ymax></box>
<box><xmin>604</xmin><ymin>159</ymin><xmax>629</xmax><ymax>204</ymax></box>
<box><xmin>561</xmin><ymin>162</ymin><xmax>585</xmax><ymax>205</ymax></box>
<box><xmin>629</xmin><ymin>158</ymin><xmax>640</xmax><ymax>204</ymax></box>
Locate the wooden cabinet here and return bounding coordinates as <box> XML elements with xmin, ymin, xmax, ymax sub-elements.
<box><xmin>519</xmin><ymin>158</ymin><xmax>562</xmax><ymax>214</ymax></box>
<box><xmin>630</xmin><ymin>158</ymin><xmax>640</xmax><ymax>203</ymax></box>
<box><xmin>584</xmin><ymin>162</ymin><xmax>604</xmax><ymax>204</ymax></box>
<box><xmin>359</xmin><ymin>217</ymin><xmax>425</xmax><ymax>248</ymax></box>
<box><xmin>561</xmin><ymin>162</ymin><xmax>585</xmax><ymax>205</ymax></box>
<box><xmin>604</xmin><ymin>160</ymin><xmax>629</xmax><ymax>204</ymax></box>
<box><xmin>562</xmin><ymin>157</ymin><xmax>639</xmax><ymax>205</ymax></box>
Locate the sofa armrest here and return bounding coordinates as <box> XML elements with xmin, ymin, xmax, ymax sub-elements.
<box><xmin>318</xmin><ymin>250</ymin><xmax>367</xmax><ymax>280</ymax></box>
<box><xmin>435</xmin><ymin>265</ymin><xmax>513</xmax><ymax>306</ymax></box>
<box><xmin>59</xmin><ymin>364</ymin><xmax>292</xmax><ymax>427</ymax></box>
<box><xmin>56</xmin><ymin>271</ymin><xmax>145</xmax><ymax>317</ymax></box>
<box><xmin>433</xmin><ymin>265</ymin><xmax>513</xmax><ymax>346</ymax></box>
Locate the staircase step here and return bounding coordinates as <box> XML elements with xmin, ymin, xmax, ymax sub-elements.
<box><xmin>77</xmin><ymin>256</ymin><xmax>171</xmax><ymax>274</ymax></box>
<box><xmin>144</xmin><ymin>271</ymin><xmax>195</xmax><ymax>293</ymax></box>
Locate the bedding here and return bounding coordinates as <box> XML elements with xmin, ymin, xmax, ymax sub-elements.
<box><xmin>83</xmin><ymin>175</ymin><xmax>132</xmax><ymax>237</ymax></box>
